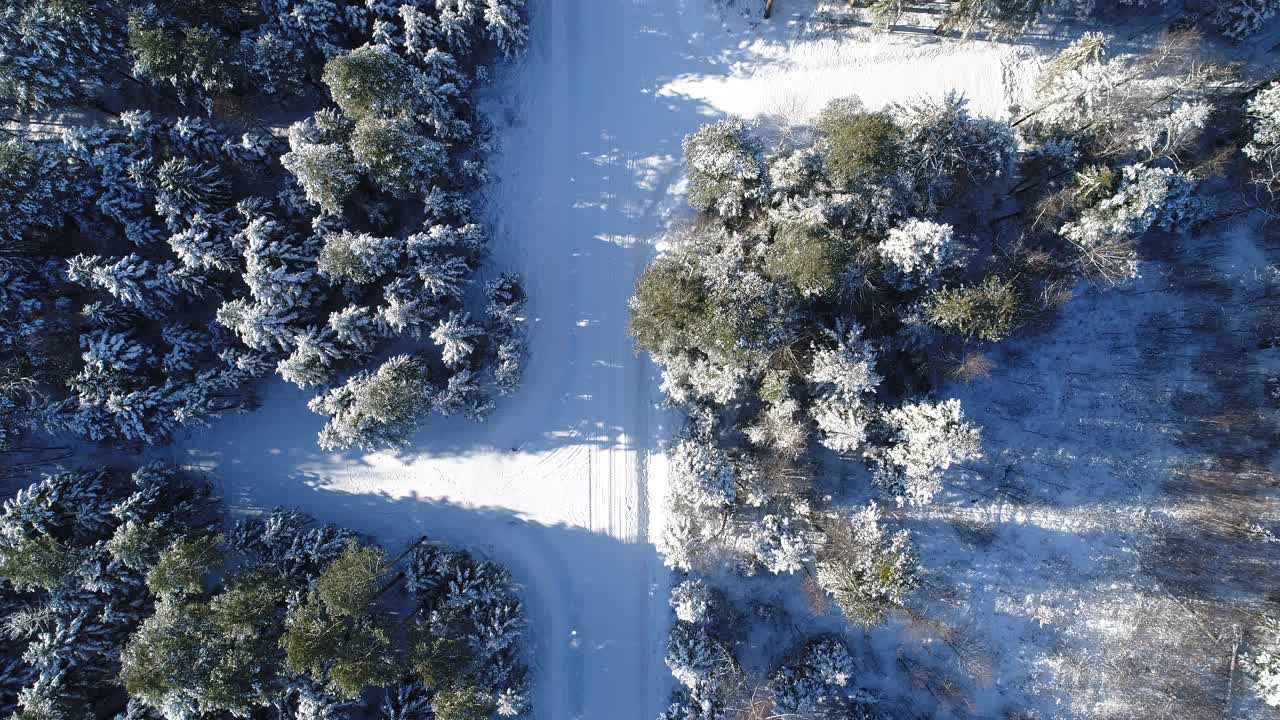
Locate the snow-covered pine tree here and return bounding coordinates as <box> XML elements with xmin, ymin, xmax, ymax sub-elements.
<box><xmin>866</xmin><ymin>398</ymin><xmax>982</xmax><ymax>505</ymax></box>
<box><xmin>683</xmin><ymin>117</ymin><xmax>767</xmax><ymax>218</ymax></box>
<box><xmin>431</xmin><ymin>311</ymin><xmax>484</xmax><ymax>367</ymax></box>
<box><xmin>0</xmin><ymin>0</ymin><xmax>121</xmax><ymax>111</ymax></box>
<box><xmin>309</xmin><ymin>354</ymin><xmax>435</xmax><ymax>450</ymax></box>
<box><xmin>815</xmin><ymin>502</ymin><xmax>918</xmax><ymax>627</ymax></box>
<box><xmin>878</xmin><ymin>219</ymin><xmax>956</xmax><ymax>291</ymax></box>
<box><xmin>1246</xmin><ymin>81</ymin><xmax>1280</xmax><ymax>195</ymax></box>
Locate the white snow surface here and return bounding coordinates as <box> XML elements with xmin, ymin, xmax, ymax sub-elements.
<box><xmin>171</xmin><ymin>2</ymin><xmax>1042</xmax><ymax>717</ymax></box>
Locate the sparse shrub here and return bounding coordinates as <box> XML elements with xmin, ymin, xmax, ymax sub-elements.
<box><xmin>815</xmin><ymin>503</ymin><xmax>918</xmax><ymax>627</ymax></box>
<box><xmin>925</xmin><ymin>275</ymin><xmax>1020</xmax><ymax>342</ymax></box>
<box><xmin>1245</xmin><ymin>80</ymin><xmax>1280</xmax><ymax>195</ymax></box>
<box><xmin>1246</xmin><ymin>618</ymin><xmax>1280</xmax><ymax>707</ymax></box>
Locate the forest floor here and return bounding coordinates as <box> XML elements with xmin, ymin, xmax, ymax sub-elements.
<box><xmin>163</xmin><ymin>1</ymin><xmax>1280</xmax><ymax>718</ymax></box>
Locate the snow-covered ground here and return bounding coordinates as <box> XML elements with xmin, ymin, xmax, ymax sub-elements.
<box><xmin>171</xmin><ymin>1</ymin><xmax>1056</xmax><ymax>718</ymax></box>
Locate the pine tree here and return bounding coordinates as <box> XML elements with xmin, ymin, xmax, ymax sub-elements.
<box><xmin>351</xmin><ymin>115</ymin><xmax>446</xmax><ymax>197</ymax></box>
<box><xmin>67</xmin><ymin>254</ymin><xmax>190</xmax><ymax>318</ymax></box>
<box><xmin>278</xmin><ymin>328</ymin><xmax>342</xmax><ymax>388</ymax></box>
<box><xmin>317</xmin><ymin>231</ymin><xmax>402</xmax><ymax>285</ymax></box>
<box><xmin>665</xmin><ymin>622</ymin><xmax>736</xmax><ymax>692</ymax></box>
<box><xmin>878</xmin><ymin>219</ymin><xmax>955</xmax><ymax>291</ymax></box>
<box><xmin>815</xmin><ymin>502</ymin><xmax>918</xmax><ymax>627</ymax></box>
<box><xmin>309</xmin><ymin>354</ymin><xmax>435</xmax><ymax>451</ymax></box>
<box><xmin>0</xmin><ymin>139</ymin><xmax>71</xmax><ymax>244</ymax></box>
<box><xmin>1245</xmin><ymin>81</ymin><xmax>1280</xmax><ymax>195</ymax></box>
<box><xmin>683</xmin><ymin>118</ymin><xmax>767</xmax><ymax>218</ymax></box>
<box><xmin>669</xmin><ymin>579</ymin><xmax>720</xmax><ymax>626</ymax></box>
<box><xmin>282</xmin><ymin>117</ymin><xmax>359</xmax><ymax>214</ymax></box>
<box><xmin>483</xmin><ymin>0</ymin><xmax>528</xmax><ymax>58</ymax></box>
<box><xmin>0</xmin><ymin>1</ymin><xmax>122</xmax><ymax>111</ymax></box>
<box><xmin>322</xmin><ymin>43</ymin><xmax>412</xmax><ymax>122</ymax></box>
<box><xmin>431</xmin><ymin>311</ymin><xmax>484</xmax><ymax>367</ymax></box>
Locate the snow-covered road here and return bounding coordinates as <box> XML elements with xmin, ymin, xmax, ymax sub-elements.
<box><xmin>175</xmin><ymin>2</ymin><xmax>1030</xmax><ymax>717</ymax></box>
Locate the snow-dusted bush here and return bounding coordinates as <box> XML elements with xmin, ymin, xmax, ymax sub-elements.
<box><xmin>665</xmin><ymin>622</ymin><xmax>737</xmax><ymax>692</ymax></box>
<box><xmin>750</xmin><ymin>514</ymin><xmax>813</xmax><ymax>575</ymax></box>
<box><xmin>770</xmin><ymin>637</ymin><xmax>858</xmax><ymax>717</ymax></box>
<box><xmin>669</xmin><ymin>434</ymin><xmax>737</xmax><ymax>510</ymax></box>
<box><xmin>815</xmin><ymin>502</ymin><xmax>918</xmax><ymax>627</ymax></box>
<box><xmin>867</xmin><ymin>398</ymin><xmax>982</xmax><ymax>505</ymax></box>
<box><xmin>683</xmin><ymin>117</ymin><xmax>768</xmax><ymax>218</ymax></box>
<box><xmin>745</xmin><ymin>373</ymin><xmax>810</xmax><ymax>459</ymax></box>
<box><xmin>1245</xmin><ymin>81</ymin><xmax>1280</xmax><ymax>195</ymax></box>
<box><xmin>807</xmin><ymin>323</ymin><xmax>881</xmax><ymax>454</ymax></box>
<box><xmin>892</xmin><ymin>92</ymin><xmax>1016</xmax><ymax>206</ymax></box>
<box><xmin>878</xmin><ymin>219</ymin><xmax>956</xmax><ymax>291</ymax></box>
<box><xmin>1061</xmin><ymin>164</ymin><xmax>1203</xmax><ymax>285</ymax></box>
<box><xmin>670</xmin><ymin>579</ymin><xmax>722</xmax><ymax>625</ymax></box>
<box><xmin>1246</xmin><ymin>618</ymin><xmax>1280</xmax><ymax>707</ymax></box>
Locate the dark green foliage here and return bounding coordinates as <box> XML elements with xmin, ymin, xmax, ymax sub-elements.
<box><xmin>127</xmin><ymin>15</ymin><xmax>182</xmax><ymax>80</ymax></box>
<box><xmin>764</xmin><ymin>223</ymin><xmax>843</xmax><ymax>296</ymax></box>
<box><xmin>628</xmin><ymin>256</ymin><xmax>712</xmax><ymax>357</ymax></box>
<box><xmin>432</xmin><ymin>685</ymin><xmax>494</xmax><ymax>720</ymax></box>
<box><xmin>926</xmin><ymin>275</ymin><xmax>1020</xmax><ymax>342</ymax></box>
<box><xmin>0</xmin><ymin>535</ymin><xmax>69</xmax><ymax>591</ymax></box>
<box><xmin>322</xmin><ymin>44</ymin><xmax>411</xmax><ymax>122</ymax></box>
<box><xmin>817</xmin><ymin>103</ymin><xmax>903</xmax><ymax>188</ymax></box>
<box><xmin>121</xmin><ymin>582</ymin><xmax>284</xmax><ymax>716</ymax></box>
<box><xmin>313</xmin><ymin>540</ymin><xmax>386</xmax><ymax>618</ymax></box>
<box><xmin>351</xmin><ymin>116</ymin><xmax>444</xmax><ymax>197</ymax></box>
<box><xmin>411</xmin><ymin>632</ymin><xmax>473</xmax><ymax>689</ymax></box>
<box><xmin>127</xmin><ymin>12</ymin><xmax>233</xmax><ymax>98</ymax></box>
<box><xmin>146</xmin><ymin>532</ymin><xmax>222</xmax><ymax>597</ymax></box>
<box><xmin>282</xmin><ymin>541</ymin><xmax>401</xmax><ymax>699</ymax></box>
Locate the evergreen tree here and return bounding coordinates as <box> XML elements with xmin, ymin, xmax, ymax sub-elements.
<box><xmin>815</xmin><ymin>502</ymin><xmax>918</xmax><ymax>627</ymax></box>
<box><xmin>682</xmin><ymin>118</ymin><xmax>767</xmax><ymax>218</ymax></box>
<box><xmin>0</xmin><ymin>0</ymin><xmax>122</xmax><ymax>111</ymax></box>
<box><xmin>1246</xmin><ymin>81</ymin><xmax>1280</xmax><ymax>195</ymax></box>
<box><xmin>309</xmin><ymin>354</ymin><xmax>435</xmax><ymax>451</ymax></box>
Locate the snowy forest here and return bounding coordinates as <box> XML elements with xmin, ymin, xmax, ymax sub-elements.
<box><xmin>638</xmin><ymin>11</ymin><xmax>1280</xmax><ymax>720</ymax></box>
<box><xmin>0</xmin><ymin>462</ymin><xmax>529</xmax><ymax>719</ymax></box>
<box><xmin>5</xmin><ymin>0</ymin><xmax>1280</xmax><ymax>718</ymax></box>
<box><xmin>0</xmin><ymin>0</ymin><xmax>530</xmax><ymax>452</ymax></box>
<box><xmin>0</xmin><ymin>0</ymin><xmax>536</xmax><ymax>717</ymax></box>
